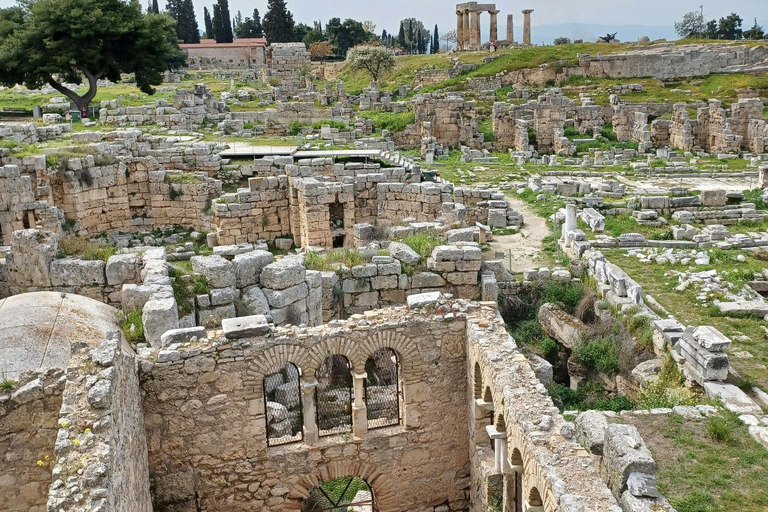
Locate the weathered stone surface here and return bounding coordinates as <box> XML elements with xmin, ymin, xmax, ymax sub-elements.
<box><xmin>388</xmin><ymin>242</ymin><xmax>421</xmax><ymax>265</ymax></box>
<box><xmin>50</xmin><ymin>259</ymin><xmax>106</xmax><ymax>287</ymax></box>
<box><xmin>105</xmin><ymin>253</ymin><xmax>138</xmax><ymax>286</ymax></box>
<box><xmin>7</xmin><ymin>229</ymin><xmax>59</xmax><ymax>289</ymax></box>
<box><xmin>412</xmin><ymin>272</ymin><xmax>447</xmax><ymax>288</ymax></box>
<box><xmin>233</xmin><ymin>250</ymin><xmax>274</xmax><ymax>288</ymax></box>
<box><xmin>407</xmin><ymin>291</ymin><xmax>441</xmax><ymax>309</ymax></box>
<box><xmin>575</xmin><ymin>410</ymin><xmax>608</xmax><ymax>455</ymax></box>
<box><xmin>142</xmin><ymin>298</ymin><xmax>180</xmax><ymax>347</ymax></box>
<box><xmin>160</xmin><ymin>326</ymin><xmax>207</xmax><ymax>347</ymax></box>
<box><xmin>537</xmin><ymin>303</ymin><xmax>584</xmax><ymax>349</ymax></box>
<box><xmin>222</xmin><ymin>315</ymin><xmax>270</xmax><ymax>338</ymax></box>
<box><xmin>241</xmin><ymin>285</ymin><xmax>270</xmax><ymax>316</ymax></box>
<box><xmin>191</xmin><ymin>255</ymin><xmax>235</xmax><ymax>289</ymax></box>
<box><xmin>260</xmin><ymin>258</ymin><xmax>306</xmax><ymax>290</ymax></box>
<box><xmin>603</xmin><ymin>424</ymin><xmax>656</xmax><ymax>492</ymax></box>
<box><xmin>627</xmin><ymin>472</ymin><xmax>659</xmax><ymax>498</ymax></box>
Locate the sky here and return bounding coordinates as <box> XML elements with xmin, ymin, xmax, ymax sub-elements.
<box><xmin>1</xmin><ymin>0</ymin><xmax>768</xmax><ymax>45</ymax></box>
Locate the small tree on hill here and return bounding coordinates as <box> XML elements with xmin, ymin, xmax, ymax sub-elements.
<box><xmin>553</xmin><ymin>37</ymin><xmax>571</xmax><ymax>45</ymax></box>
<box><xmin>347</xmin><ymin>45</ymin><xmax>395</xmax><ymax>82</ymax></box>
<box><xmin>0</xmin><ymin>0</ymin><xmax>185</xmax><ymax>117</ymax></box>
<box><xmin>743</xmin><ymin>18</ymin><xmax>765</xmax><ymax>40</ymax></box>
<box><xmin>598</xmin><ymin>32</ymin><xmax>617</xmax><ymax>43</ymax></box>
<box><xmin>432</xmin><ymin>24</ymin><xmax>439</xmax><ymax>53</ymax></box>
<box><xmin>718</xmin><ymin>13</ymin><xmax>743</xmax><ymax>40</ymax></box>
<box><xmin>674</xmin><ymin>10</ymin><xmax>705</xmax><ymax>38</ymax></box>
<box><xmin>308</xmin><ymin>41</ymin><xmax>335</xmax><ymax>61</ymax></box>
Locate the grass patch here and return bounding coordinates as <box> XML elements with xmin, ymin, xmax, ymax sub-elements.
<box><xmin>357</xmin><ymin>111</ymin><xmax>415</xmax><ymax>133</ymax></box>
<box><xmin>192</xmin><ymin>275</ymin><xmax>210</xmax><ymax>295</ymax></box>
<box><xmin>165</xmin><ymin>173</ymin><xmax>204</xmax><ymax>185</ymax></box>
<box><xmin>58</xmin><ymin>236</ymin><xmax>117</xmax><ymax>262</ymax></box>
<box><xmin>397</xmin><ymin>231</ymin><xmax>447</xmax><ymax>263</ymax></box>
<box><xmin>574</xmin><ymin>337</ymin><xmax>620</xmax><ymax>374</ymax></box>
<box><xmin>120</xmin><ymin>310</ymin><xmax>145</xmax><ymax>345</ymax></box>
<box><xmin>549</xmin><ymin>380</ymin><xmax>634</xmax><ymax>412</ymax></box>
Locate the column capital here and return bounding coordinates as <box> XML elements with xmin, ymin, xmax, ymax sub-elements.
<box><xmin>301</xmin><ymin>378</ymin><xmax>318</xmax><ymax>393</ymax></box>
<box><xmin>522</xmin><ymin>9</ymin><xmax>534</xmax><ymax>14</ymax></box>
<box><xmin>485</xmin><ymin>425</ymin><xmax>508</xmax><ymax>439</ymax></box>
<box><xmin>352</xmin><ymin>371</ymin><xmax>368</xmax><ymax>380</ymax></box>
<box><xmin>488</xmin><ymin>9</ymin><xmax>500</xmax><ymax>14</ymax></box>
<box><xmin>475</xmin><ymin>398</ymin><xmax>494</xmax><ymax>410</ymax></box>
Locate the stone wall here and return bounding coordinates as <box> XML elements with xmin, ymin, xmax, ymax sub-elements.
<box><xmin>47</xmin><ymin>333</ymin><xmax>153</xmax><ymax>512</ymax></box>
<box><xmin>0</xmin><ymin>164</ymin><xmax>63</xmax><ymax>245</ymax></box>
<box><xmin>140</xmin><ymin>305</ymin><xmax>472</xmax><ymax>512</ymax></box>
<box><xmin>377</xmin><ymin>182</ymin><xmax>451</xmax><ymax>223</ymax></box>
<box><xmin>0</xmin><ymin>368</ymin><xmax>64</xmax><ymax>512</ymax></box>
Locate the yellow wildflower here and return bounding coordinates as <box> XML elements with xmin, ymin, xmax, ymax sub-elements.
<box><xmin>73</xmin><ymin>439</ymin><xmax>80</xmax><ymax>446</ymax></box>
<box><xmin>36</xmin><ymin>460</ymin><xmax>43</xmax><ymax>466</ymax></box>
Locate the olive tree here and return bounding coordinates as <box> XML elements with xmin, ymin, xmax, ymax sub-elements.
<box><xmin>0</xmin><ymin>0</ymin><xmax>186</xmax><ymax>117</ymax></box>
<box><xmin>346</xmin><ymin>45</ymin><xmax>395</xmax><ymax>82</ymax></box>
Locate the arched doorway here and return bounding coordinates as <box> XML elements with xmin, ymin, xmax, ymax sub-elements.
<box><xmin>315</xmin><ymin>354</ymin><xmax>353</xmax><ymax>436</ymax></box>
<box><xmin>263</xmin><ymin>362</ymin><xmax>303</xmax><ymax>446</ymax></box>
<box><xmin>364</xmin><ymin>348</ymin><xmax>401</xmax><ymax>429</ymax></box>
<box><xmin>301</xmin><ymin>476</ymin><xmax>378</xmax><ymax>512</ymax></box>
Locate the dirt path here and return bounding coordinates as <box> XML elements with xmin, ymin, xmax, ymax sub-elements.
<box><xmin>489</xmin><ymin>193</ymin><xmax>552</xmax><ymax>273</ymax></box>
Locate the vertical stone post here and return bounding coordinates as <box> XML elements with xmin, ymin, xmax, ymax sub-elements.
<box><xmin>506</xmin><ymin>14</ymin><xmax>514</xmax><ymax>42</ymax></box>
<box><xmin>522</xmin><ymin>9</ymin><xmax>533</xmax><ymax>46</ymax></box>
<box><xmin>462</xmin><ymin>10</ymin><xmax>470</xmax><ymax>50</ymax></box>
<box><xmin>301</xmin><ymin>378</ymin><xmax>319</xmax><ymax>444</ymax></box>
<box><xmin>470</xmin><ymin>10</ymin><xmax>481</xmax><ymax>49</ymax></box>
<box><xmin>352</xmin><ymin>372</ymin><xmax>368</xmax><ymax>438</ymax></box>
<box><xmin>489</xmin><ymin>10</ymin><xmax>499</xmax><ymax>43</ymax></box>
<box><xmin>485</xmin><ymin>426</ymin><xmax>509</xmax><ymax>473</ymax></box>
<box><xmin>564</xmin><ymin>203</ymin><xmax>577</xmax><ymax>236</ymax></box>
<box><xmin>457</xmin><ymin>10</ymin><xmax>464</xmax><ymax>51</ymax></box>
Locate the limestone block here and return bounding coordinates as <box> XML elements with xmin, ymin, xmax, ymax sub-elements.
<box><xmin>262</xmin><ymin>282</ymin><xmax>308</xmax><ymax>308</ymax></box>
<box><xmin>241</xmin><ymin>285</ymin><xmax>270</xmax><ymax>317</ymax></box>
<box><xmin>388</xmin><ymin>242</ymin><xmax>420</xmax><ymax>265</ymax></box>
<box><xmin>50</xmin><ymin>259</ymin><xmax>106</xmax><ymax>287</ymax></box>
<box><xmin>412</xmin><ymin>272</ymin><xmax>447</xmax><ymax>288</ymax></box>
<box><xmin>700</xmin><ymin>189</ymin><xmax>727</xmax><ymax>207</ymax></box>
<box><xmin>8</xmin><ymin>229</ymin><xmax>60</xmax><ymax>289</ymax></box>
<box><xmin>160</xmin><ymin>326</ymin><xmax>207</xmax><ymax>347</ymax></box>
<box><xmin>210</xmin><ymin>287</ymin><xmax>236</xmax><ymax>306</ymax></box>
<box><xmin>143</xmin><ymin>297</ymin><xmax>180</xmax><ymax>347</ymax></box>
<box><xmin>691</xmin><ymin>326</ymin><xmax>731</xmax><ymax>352</ymax></box>
<box><xmin>191</xmin><ymin>255</ymin><xmax>235</xmax><ymax>289</ymax></box>
<box><xmin>222</xmin><ymin>315</ymin><xmax>270</xmax><ymax>339</ymax></box>
<box><xmin>432</xmin><ymin>246</ymin><xmax>463</xmax><ymax>261</ymax></box>
<box><xmin>105</xmin><ymin>253</ymin><xmax>138</xmax><ymax>286</ymax></box>
<box><xmin>575</xmin><ymin>410</ymin><xmax>608</xmax><ymax>455</ymax></box>
<box><xmin>603</xmin><ymin>423</ymin><xmax>656</xmax><ymax>492</ymax></box>
<box><xmin>487</xmin><ymin>208</ymin><xmax>508</xmax><ymax>227</ymax></box>
<box><xmin>537</xmin><ymin>302</ymin><xmax>584</xmax><ymax>349</ymax></box>
<box><xmin>406</xmin><ymin>291</ymin><xmax>441</xmax><ymax>309</ymax></box>
<box><xmin>446</xmin><ymin>272</ymin><xmax>478</xmax><ymax>285</ymax></box>
<box><xmin>233</xmin><ymin>250</ymin><xmax>274</xmax><ymax>288</ymax></box>
<box><xmin>260</xmin><ymin>258</ymin><xmax>306</xmax><ymax>290</ymax></box>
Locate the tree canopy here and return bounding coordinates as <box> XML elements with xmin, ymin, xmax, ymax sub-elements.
<box><xmin>0</xmin><ymin>0</ymin><xmax>185</xmax><ymax>116</ymax></box>
<box><xmin>263</xmin><ymin>0</ymin><xmax>295</xmax><ymax>43</ymax></box>
<box><xmin>234</xmin><ymin>8</ymin><xmax>263</xmax><ymax>38</ymax></box>
<box><xmin>166</xmin><ymin>0</ymin><xmax>199</xmax><ymax>43</ymax></box>
<box><xmin>675</xmin><ymin>10</ymin><xmax>760</xmax><ymax>40</ymax></box>
<box><xmin>346</xmin><ymin>45</ymin><xmax>395</xmax><ymax>82</ymax></box>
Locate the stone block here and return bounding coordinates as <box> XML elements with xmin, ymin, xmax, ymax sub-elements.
<box><xmin>143</xmin><ymin>297</ymin><xmax>180</xmax><ymax>348</ymax></box>
<box><xmin>191</xmin><ymin>255</ymin><xmax>235</xmax><ymax>289</ymax></box>
<box><xmin>407</xmin><ymin>291</ymin><xmax>441</xmax><ymax>309</ymax></box>
<box><xmin>160</xmin><ymin>326</ymin><xmax>207</xmax><ymax>347</ymax></box>
<box><xmin>603</xmin><ymin>423</ymin><xmax>656</xmax><ymax>492</ymax></box>
<box><xmin>575</xmin><ymin>410</ymin><xmax>608</xmax><ymax>455</ymax></box>
<box><xmin>263</xmin><ymin>282</ymin><xmax>308</xmax><ymax>308</ymax></box>
<box><xmin>105</xmin><ymin>253</ymin><xmax>138</xmax><ymax>286</ymax></box>
<box><xmin>260</xmin><ymin>258</ymin><xmax>306</xmax><ymax>290</ymax></box>
<box><xmin>412</xmin><ymin>272</ymin><xmax>447</xmax><ymax>288</ymax></box>
<box><xmin>222</xmin><ymin>315</ymin><xmax>270</xmax><ymax>339</ymax></box>
<box><xmin>233</xmin><ymin>250</ymin><xmax>274</xmax><ymax>288</ymax></box>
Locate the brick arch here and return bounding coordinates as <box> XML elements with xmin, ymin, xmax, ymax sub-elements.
<box><xmin>285</xmin><ymin>460</ymin><xmax>400</xmax><ymax>512</ymax></box>
<box><xmin>350</xmin><ymin>330</ymin><xmax>419</xmax><ymax>379</ymax></box>
<box><xmin>304</xmin><ymin>336</ymin><xmax>363</xmax><ymax>375</ymax></box>
<box><xmin>473</xmin><ymin>362</ymin><xmax>483</xmax><ymax>399</ymax></box>
<box><xmin>504</xmin><ymin>418</ymin><xmax>558</xmax><ymax>512</ymax></box>
<box><xmin>249</xmin><ymin>344</ymin><xmax>313</xmax><ymax>400</ymax></box>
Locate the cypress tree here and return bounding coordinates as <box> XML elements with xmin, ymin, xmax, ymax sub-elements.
<box><xmin>217</xmin><ymin>0</ymin><xmax>233</xmax><ymax>42</ymax></box>
<box><xmin>184</xmin><ymin>0</ymin><xmax>200</xmax><ymax>42</ymax></box>
<box><xmin>397</xmin><ymin>21</ymin><xmax>405</xmax><ymax>49</ymax></box>
<box><xmin>152</xmin><ymin>0</ymin><xmax>159</xmax><ymax>13</ymax></box>
<box><xmin>211</xmin><ymin>3</ymin><xmax>222</xmax><ymax>41</ymax></box>
<box><xmin>252</xmin><ymin>8</ymin><xmax>263</xmax><ymax>37</ymax></box>
<box><xmin>433</xmin><ymin>24</ymin><xmax>439</xmax><ymax>53</ymax></box>
<box><xmin>203</xmin><ymin>6</ymin><xmax>213</xmax><ymax>38</ymax></box>
<box><xmin>415</xmin><ymin>28</ymin><xmax>422</xmax><ymax>53</ymax></box>
<box><xmin>263</xmin><ymin>0</ymin><xmax>295</xmax><ymax>43</ymax></box>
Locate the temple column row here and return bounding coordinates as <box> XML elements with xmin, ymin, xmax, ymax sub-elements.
<box><xmin>455</xmin><ymin>8</ymin><xmax>532</xmax><ymax>49</ymax></box>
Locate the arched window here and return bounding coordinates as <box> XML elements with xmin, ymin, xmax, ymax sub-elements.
<box><xmin>263</xmin><ymin>363</ymin><xmax>303</xmax><ymax>446</ymax></box>
<box><xmin>302</xmin><ymin>476</ymin><xmax>376</xmax><ymax>512</ymax></box>
<box><xmin>364</xmin><ymin>348</ymin><xmax>401</xmax><ymax>429</ymax></box>
<box><xmin>315</xmin><ymin>354</ymin><xmax>353</xmax><ymax>437</ymax></box>
<box><xmin>474</xmin><ymin>362</ymin><xmax>482</xmax><ymax>399</ymax></box>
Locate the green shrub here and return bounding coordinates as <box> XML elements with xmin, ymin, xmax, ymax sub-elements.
<box><xmin>120</xmin><ymin>310</ymin><xmax>145</xmax><ymax>344</ymax></box>
<box><xmin>289</xmin><ymin>121</ymin><xmax>305</xmax><ymax>135</ymax></box>
<box><xmin>600</xmin><ymin>124</ymin><xmax>618</xmax><ymax>141</ymax></box>
<box><xmin>575</xmin><ymin>337</ymin><xmax>620</xmax><ymax>374</ymax></box>
<box><xmin>83</xmin><ymin>243</ymin><xmax>117</xmax><ymax>262</ymax></box>
<box><xmin>535</xmin><ymin>337</ymin><xmax>560</xmax><ymax>358</ymax></box>
<box><xmin>550</xmin><ymin>381</ymin><xmax>634</xmax><ymax>412</ymax></box>
<box><xmin>743</xmin><ymin>189</ymin><xmax>768</xmax><ymax>211</ymax></box>
<box><xmin>1</xmin><ymin>372</ymin><xmax>16</xmax><ymax>392</ymax></box>
<box><xmin>192</xmin><ymin>275</ymin><xmax>210</xmax><ymax>295</ymax></box>
<box><xmin>305</xmin><ymin>251</ymin><xmax>329</xmax><ymax>271</ymax></box>
<box><xmin>59</xmin><ymin>236</ymin><xmax>116</xmax><ymax>262</ymax></box>
<box><xmin>626</xmin><ymin>314</ymin><xmax>654</xmax><ymax>351</ymax></box>
<box><xmin>358</xmin><ymin>111</ymin><xmax>415</xmax><ymax>132</ymax></box>
<box><xmin>311</xmin><ymin>120</ymin><xmax>347</xmax><ymax>130</ymax></box>
<box><xmin>541</xmin><ymin>281</ymin><xmax>584</xmax><ymax>314</ymax></box>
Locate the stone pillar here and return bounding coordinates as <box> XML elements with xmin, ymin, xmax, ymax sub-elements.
<box><xmin>462</xmin><ymin>10</ymin><xmax>470</xmax><ymax>50</ymax></box>
<box><xmin>507</xmin><ymin>14</ymin><xmax>514</xmax><ymax>42</ymax></box>
<box><xmin>564</xmin><ymin>203</ymin><xmax>577</xmax><ymax>235</ymax></box>
<box><xmin>301</xmin><ymin>378</ymin><xmax>319</xmax><ymax>444</ymax></box>
<box><xmin>485</xmin><ymin>426</ymin><xmax>510</xmax><ymax>474</ymax></box>
<box><xmin>470</xmin><ymin>10</ymin><xmax>481</xmax><ymax>49</ymax></box>
<box><xmin>352</xmin><ymin>372</ymin><xmax>367</xmax><ymax>437</ymax></box>
<box><xmin>457</xmin><ymin>10</ymin><xmax>464</xmax><ymax>51</ymax></box>
<box><xmin>759</xmin><ymin>166</ymin><xmax>768</xmax><ymax>189</ymax></box>
<box><xmin>522</xmin><ymin>9</ymin><xmax>533</xmax><ymax>46</ymax></box>
<box><xmin>489</xmin><ymin>10</ymin><xmax>499</xmax><ymax>43</ymax></box>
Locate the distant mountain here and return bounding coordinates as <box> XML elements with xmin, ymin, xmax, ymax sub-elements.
<box><xmin>529</xmin><ymin>23</ymin><xmax>677</xmax><ymax>45</ymax></box>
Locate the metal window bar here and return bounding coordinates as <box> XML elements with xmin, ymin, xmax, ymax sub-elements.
<box><xmin>363</xmin><ymin>348</ymin><xmax>401</xmax><ymax>429</ymax></box>
<box><xmin>263</xmin><ymin>363</ymin><xmax>303</xmax><ymax>447</ymax></box>
<box><xmin>304</xmin><ymin>477</ymin><xmax>378</xmax><ymax>512</ymax></box>
<box><xmin>315</xmin><ymin>355</ymin><xmax>353</xmax><ymax>437</ymax></box>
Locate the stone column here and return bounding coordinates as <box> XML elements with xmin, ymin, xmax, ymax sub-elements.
<box><xmin>301</xmin><ymin>378</ymin><xmax>319</xmax><ymax>444</ymax></box>
<box><xmin>462</xmin><ymin>10</ymin><xmax>470</xmax><ymax>50</ymax></box>
<box><xmin>489</xmin><ymin>10</ymin><xmax>499</xmax><ymax>43</ymax></box>
<box><xmin>469</xmin><ymin>10</ymin><xmax>481</xmax><ymax>49</ymax></box>
<box><xmin>564</xmin><ymin>203</ymin><xmax>577</xmax><ymax>236</ymax></box>
<box><xmin>506</xmin><ymin>14</ymin><xmax>514</xmax><ymax>42</ymax></box>
<box><xmin>352</xmin><ymin>372</ymin><xmax>368</xmax><ymax>437</ymax></box>
<box><xmin>522</xmin><ymin>9</ymin><xmax>533</xmax><ymax>46</ymax></box>
<box><xmin>457</xmin><ymin>10</ymin><xmax>464</xmax><ymax>51</ymax></box>
<box><xmin>485</xmin><ymin>426</ymin><xmax>510</xmax><ymax>474</ymax></box>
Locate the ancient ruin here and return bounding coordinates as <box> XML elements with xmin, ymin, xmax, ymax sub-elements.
<box><xmin>2</xmin><ymin>7</ymin><xmax>768</xmax><ymax>512</ymax></box>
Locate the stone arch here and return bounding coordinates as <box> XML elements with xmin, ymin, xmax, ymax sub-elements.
<box><xmin>350</xmin><ymin>330</ymin><xmax>419</xmax><ymax>381</ymax></box>
<box><xmin>315</xmin><ymin>353</ymin><xmax>354</xmax><ymax>436</ymax></box>
<box><xmin>473</xmin><ymin>362</ymin><xmax>482</xmax><ymax>399</ymax></box>
<box><xmin>306</xmin><ymin>336</ymin><xmax>362</xmax><ymax>375</ymax></box>
<box><xmin>528</xmin><ymin>486</ymin><xmax>544</xmax><ymax>509</ymax></box>
<box><xmin>248</xmin><ymin>344</ymin><xmax>312</xmax><ymax>401</ymax></box>
<box><xmin>510</xmin><ymin>447</ymin><xmax>523</xmax><ymax>467</ymax></box>
<box><xmin>495</xmin><ymin>413</ymin><xmax>506</xmax><ymax>431</ymax></box>
<box><xmin>286</xmin><ymin>461</ymin><xmax>399</xmax><ymax>512</ymax></box>
<box><xmin>483</xmin><ymin>386</ymin><xmax>493</xmax><ymax>403</ymax></box>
